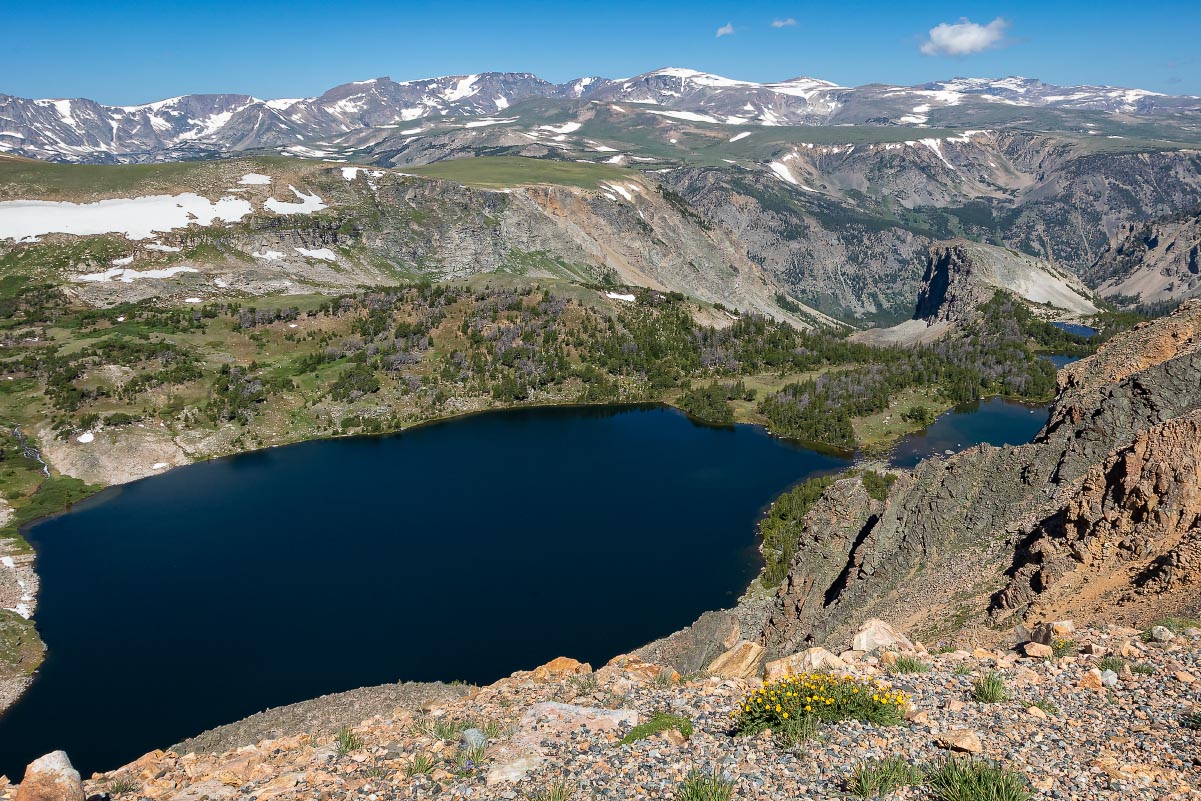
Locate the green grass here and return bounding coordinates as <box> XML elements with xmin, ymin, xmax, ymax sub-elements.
<box><xmin>1097</xmin><ymin>656</ymin><xmax>1126</xmax><ymax>673</ymax></box>
<box><xmin>408</xmin><ymin>156</ymin><xmax>634</xmax><ymax>189</ymax></box>
<box><xmin>926</xmin><ymin>758</ymin><xmax>1030</xmax><ymax>801</ymax></box>
<box><xmin>404</xmin><ymin>753</ymin><xmax>436</xmax><ymax>777</ymax></box>
<box><xmin>0</xmin><ymin>156</ymin><xmax>321</xmax><ymax>200</ymax></box>
<box><xmin>106</xmin><ymin>775</ymin><xmax>140</xmax><ymax>796</ymax></box>
<box><xmin>526</xmin><ymin>781</ymin><xmax>577</xmax><ymax>801</ymax></box>
<box><xmin>887</xmin><ymin>654</ymin><xmax>932</xmax><ymax>674</ymax></box>
<box><xmin>847</xmin><ymin>756</ymin><xmax>925</xmax><ymax>798</ymax></box>
<box><xmin>1029</xmin><ymin>698</ymin><xmax>1059</xmax><ymax>717</ymax></box>
<box><xmin>1131</xmin><ymin>662</ymin><xmax>1155</xmax><ymax>676</ymax></box>
<box><xmin>972</xmin><ymin>672</ymin><xmax>1009</xmax><ymax>704</ymax></box>
<box><xmin>676</xmin><ymin>770</ymin><xmax>734</xmax><ymax>801</ymax></box>
<box><xmin>620</xmin><ymin>711</ymin><xmax>693</xmax><ymax>744</ymax></box>
<box><xmin>334</xmin><ymin>726</ymin><xmax>363</xmax><ymax>756</ymax></box>
<box><xmin>1150</xmin><ymin>616</ymin><xmax>1199</xmax><ymax>634</ymax></box>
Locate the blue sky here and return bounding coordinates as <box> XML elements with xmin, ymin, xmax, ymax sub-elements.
<box><xmin>4</xmin><ymin>1</ymin><xmax>1198</xmax><ymax>103</ymax></box>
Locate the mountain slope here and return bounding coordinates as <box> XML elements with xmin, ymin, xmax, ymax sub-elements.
<box><xmin>3</xmin><ymin>68</ymin><xmax>1199</xmax><ymax>164</ymax></box>
<box><xmin>1089</xmin><ymin>206</ymin><xmax>1201</xmax><ymax>304</ymax></box>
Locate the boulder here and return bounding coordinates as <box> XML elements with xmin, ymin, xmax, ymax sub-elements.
<box><xmin>459</xmin><ymin>728</ymin><xmax>488</xmax><ymax>749</ymax></box>
<box><xmin>1022</xmin><ymin>642</ymin><xmax>1054</xmax><ymax>659</ymax></box>
<box><xmin>852</xmin><ymin>619</ymin><xmax>913</xmax><ymax>652</ymax></box>
<box><xmin>15</xmin><ymin>752</ymin><xmax>84</xmax><ymax>801</ymax></box>
<box><xmin>1100</xmin><ymin>669</ymin><xmax>1119</xmax><ymax>688</ymax></box>
<box><xmin>1148</xmin><ymin>626</ymin><xmax>1176</xmax><ymax>643</ymax></box>
<box><xmin>705</xmin><ymin>640</ymin><xmax>764</xmax><ymax>679</ymax></box>
<box><xmin>530</xmin><ymin>656</ymin><xmax>591</xmax><ymax>681</ymax></box>
<box><xmin>1078</xmin><ymin>668</ymin><xmax>1105</xmax><ymax>691</ymax></box>
<box><xmin>763</xmin><ymin>647</ymin><xmax>850</xmax><ymax>681</ymax></box>
<box><xmin>935</xmin><ymin>730</ymin><xmax>983</xmax><ymax>754</ymax></box>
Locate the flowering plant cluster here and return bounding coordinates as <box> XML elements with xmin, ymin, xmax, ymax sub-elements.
<box><xmin>732</xmin><ymin>671</ymin><xmax>909</xmax><ymax>734</ymax></box>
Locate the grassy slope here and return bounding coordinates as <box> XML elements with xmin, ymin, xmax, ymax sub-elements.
<box><xmin>407</xmin><ymin>156</ymin><xmax>633</xmax><ymax>189</ymax></box>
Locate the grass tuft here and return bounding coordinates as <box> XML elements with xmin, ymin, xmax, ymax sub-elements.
<box><xmin>107</xmin><ymin>775</ymin><xmax>140</xmax><ymax>796</ymax></box>
<box><xmin>846</xmin><ymin>755</ymin><xmax>924</xmax><ymax>798</ymax></box>
<box><xmin>335</xmin><ymin>726</ymin><xmax>363</xmax><ymax>756</ymax></box>
<box><xmin>926</xmin><ymin>757</ymin><xmax>1030</xmax><ymax>801</ymax></box>
<box><xmin>404</xmin><ymin>753</ymin><xmax>436</xmax><ymax>777</ymax></box>
<box><xmin>526</xmin><ymin>781</ymin><xmax>577</xmax><ymax>801</ymax></box>
<box><xmin>676</xmin><ymin>770</ymin><xmax>734</xmax><ymax>801</ymax></box>
<box><xmin>887</xmin><ymin>654</ymin><xmax>932</xmax><ymax>674</ymax></box>
<box><xmin>1097</xmin><ymin>656</ymin><xmax>1125</xmax><ymax>672</ymax></box>
<box><xmin>972</xmin><ymin>672</ymin><xmax>1009</xmax><ymax>704</ymax></box>
<box><xmin>620</xmin><ymin>711</ymin><xmax>693</xmax><ymax>745</ymax></box>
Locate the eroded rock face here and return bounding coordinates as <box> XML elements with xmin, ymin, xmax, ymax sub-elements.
<box><xmin>759</xmin><ymin>300</ymin><xmax>1201</xmax><ymax>652</ymax></box>
<box><xmin>997</xmin><ymin>409</ymin><xmax>1201</xmax><ymax>618</ymax></box>
<box><xmin>15</xmin><ymin>751</ymin><xmax>84</xmax><ymax>801</ymax></box>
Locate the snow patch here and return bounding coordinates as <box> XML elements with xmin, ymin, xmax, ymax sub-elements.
<box><xmin>729</xmin><ymin>132</ymin><xmax>751</xmax><ymax>142</ymax></box>
<box><xmin>252</xmin><ymin>250</ymin><xmax>285</xmax><ymax>261</ymax></box>
<box><xmin>463</xmin><ymin>117</ymin><xmax>518</xmax><ymax>128</ymax></box>
<box><xmin>77</xmin><ymin>265</ymin><xmax>199</xmax><ymax>283</ymax></box>
<box><xmin>606</xmin><ymin>292</ymin><xmax>636</xmax><ymax>302</ymax></box>
<box><xmin>0</xmin><ymin>194</ymin><xmax>252</xmax><ymax>242</ymax></box>
<box><xmin>238</xmin><ymin>173</ymin><xmax>272</xmax><ymax>185</ymax></box>
<box><xmin>539</xmin><ymin>121</ymin><xmax>582</xmax><ymax>134</ymax></box>
<box><xmin>144</xmin><ymin>243</ymin><xmax>181</xmax><ymax>252</ymax></box>
<box><xmin>264</xmin><ymin>186</ymin><xmax>327</xmax><ymax>215</ymax></box>
<box><xmin>77</xmin><ymin>431</ymin><xmax>94</xmax><ymax>444</ymax></box>
<box><xmin>768</xmin><ymin>161</ymin><xmax>798</xmax><ymax>185</ymax></box>
<box><xmin>295</xmin><ymin>247</ymin><xmax>337</xmax><ymax>261</ymax></box>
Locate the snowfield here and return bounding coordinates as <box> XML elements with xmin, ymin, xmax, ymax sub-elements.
<box><xmin>296</xmin><ymin>247</ymin><xmax>337</xmax><ymax>261</ymax></box>
<box><xmin>76</xmin><ymin>265</ymin><xmax>199</xmax><ymax>283</ymax></box>
<box><xmin>0</xmin><ymin>194</ymin><xmax>253</xmax><ymax>242</ymax></box>
<box><xmin>264</xmin><ymin>186</ymin><xmax>327</xmax><ymax>215</ymax></box>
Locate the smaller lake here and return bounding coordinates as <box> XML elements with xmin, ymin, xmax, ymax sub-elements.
<box><xmin>1052</xmin><ymin>321</ymin><xmax>1098</xmax><ymax>338</ymax></box>
<box><xmin>888</xmin><ymin>397</ymin><xmax>1049</xmax><ymax>468</ymax></box>
<box><xmin>1043</xmin><ymin>354</ymin><xmax>1081</xmax><ymax>369</ymax></box>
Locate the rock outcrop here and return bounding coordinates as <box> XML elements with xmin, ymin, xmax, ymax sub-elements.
<box><xmin>759</xmin><ymin>300</ymin><xmax>1201</xmax><ymax>653</ymax></box>
<box><xmin>1091</xmin><ymin>206</ymin><xmax>1201</xmax><ymax>305</ymax></box>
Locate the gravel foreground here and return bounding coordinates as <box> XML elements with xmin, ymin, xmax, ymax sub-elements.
<box><xmin>2</xmin><ymin>624</ymin><xmax>1199</xmax><ymax>800</ymax></box>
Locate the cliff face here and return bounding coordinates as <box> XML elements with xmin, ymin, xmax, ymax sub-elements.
<box><xmin>757</xmin><ymin>300</ymin><xmax>1201</xmax><ymax>654</ymax></box>
<box><xmin>1090</xmin><ymin>207</ymin><xmax>1201</xmax><ymax>304</ymax></box>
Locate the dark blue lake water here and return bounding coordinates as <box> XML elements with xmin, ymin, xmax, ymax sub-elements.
<box><xmin>888</xmin><ymin>397</ymin><xmax>1050</xmax><ymax>468</ymax></box>
<box><xmin>0</xmin><ymin>405</ymin><xmax>848</xmax><ymax>777</ymax></box>
<box><xmin>1052</xmin><ymin>321</ymin><xmax>1098</xmax><ymax>338</ymax></box>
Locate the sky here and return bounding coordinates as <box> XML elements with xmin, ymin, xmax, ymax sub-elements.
<box><xmin>3</xmin><ymin>0</ymin><xmax>1199</xmax><ymax>104</ymax></box>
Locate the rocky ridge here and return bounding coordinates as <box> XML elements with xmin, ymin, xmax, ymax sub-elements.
<box><xmin>753</xmin><ymin>301</ymin><xmax>1201</xmax><ymax>658</ymax></box>
<box><xmin>4</xmin><ymin>622</ymin><xmax>1199</xmax><ymax>800</ymax></box>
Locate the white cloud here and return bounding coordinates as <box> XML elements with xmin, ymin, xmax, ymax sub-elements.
<box><xmin>920</xmin><ymin>17</ymin><xmax>1010</xmax><ymax>56</ymax></box>
<box><xmin>771</xmin><ymin>18</ymin><xmax>797</xmax><ymax>28</ymax></box>
<box><xmin>715</xmin><ymin>22</ymin><xmax>735</xmax><ymax>37</ymax></box>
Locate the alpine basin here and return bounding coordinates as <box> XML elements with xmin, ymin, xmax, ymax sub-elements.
<box><xmin>0</xmin><ymin>405</ymin><xmax>847</xmax><ymax>776</ymax></box>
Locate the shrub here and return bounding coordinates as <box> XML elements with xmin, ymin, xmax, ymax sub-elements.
<box><xmin>733</xmin><ymin>672</ymin><xmax>909</xmax><ymax>735</ymax></box>
<box><xmin>1051</xmin><ymin>638</ymin><xmax>1077</xmax><ymax>658</ymax></box>
<box><xmin>676</xmin><ymin>770</ymin><xmax>734</xmax><ymax>801</ymax></box>
<box><xmin>972</xmin><ymin>672</ymin><xmax>1008</xmax><ymax>704</ymax></box>
<box><xmin>926</xmin><ymin>757</ymin><xmax>1030</xmax><ymax>801</ymax></box>
<box><xmin>847</xmin><ymin>756</ymin><xmax>925</xmax><ymax>798</ymax></box>
<box><xmin>1097</xmin><ymin>656</ymin><xmax>1126</xmax><ymax>672</ymax></box>
<box><xmin>335</xmin><ymin>726</ymin><xmax>363</xmax><ymax>756</ymax></box>
<box><xmin>620</xmin><ymin>711</ymin><xmax>694</xmax><ymax>744</ymax></box>
<box><xmin>1183</xmin><ymin>711</ymin><xmax>1201</xmax><ymax>731</ymax></box>
<box><xmin>887</xmin><ymin>655</ymin><xmax>932</xmax><ymax>674</ymax></box>
<box><xmin>1131</xmin><ymin>662</ymin><xmax>1155</xmax><ymax>676</ymax></box>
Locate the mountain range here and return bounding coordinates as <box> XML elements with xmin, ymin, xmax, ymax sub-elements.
<box><xmin>4</xmin><ymin>67</ymin><xmax>1200</xmax><ymax>163</ymax></box>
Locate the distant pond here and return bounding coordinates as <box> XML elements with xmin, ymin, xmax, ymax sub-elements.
<box><xmin>888</xmin><ymin>397</ymin><xmax>1051</xmax><ymax>468</ymax></box>
<box><xmin>1052</xmin><ymin>321</ymin><xmax>1098</xmax><ymax>338</ymax></box>
<box><xmin>0</xmin><ymin>405</ymin><xmax>849</xmax><ymax>776</ymax></box>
